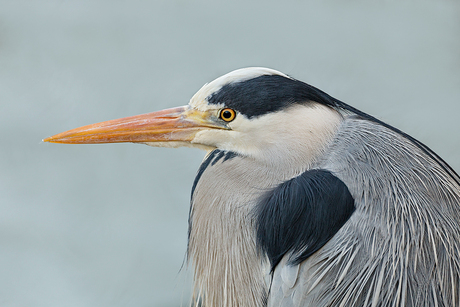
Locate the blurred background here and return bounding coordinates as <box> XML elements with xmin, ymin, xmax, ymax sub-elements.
<box><xmin>1</xmin><ymin>0</ymin><xmax>459</xmax><ymax>306</ymax></box>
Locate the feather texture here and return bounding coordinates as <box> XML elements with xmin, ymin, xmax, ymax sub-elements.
<box><xmin>267</xmin><ymin>117</ymin><xmax>460</xmax><ymax>307</ymax></box>
<box><xmin>185</xmin><ymin>68</ymin><xmax>460</xmax><ymax>306</ymax></box>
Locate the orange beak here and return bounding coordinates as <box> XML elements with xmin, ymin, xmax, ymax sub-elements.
<box><xmin>43</xmin><ymin>106</ymin><xmax>226</xmax><ymax>145</ymax></box>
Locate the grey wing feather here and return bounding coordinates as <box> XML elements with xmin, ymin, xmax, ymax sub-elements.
<box><xmin>268</xmin><ymin>117</ymin><xmax>460</xmax><ymax>307</ymax></box>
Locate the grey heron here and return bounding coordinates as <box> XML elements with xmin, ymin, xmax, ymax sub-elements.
<box><xmin>44</xmin><ymin>67</ymin><xmax>460</xmax><ymax>307</ymax></box>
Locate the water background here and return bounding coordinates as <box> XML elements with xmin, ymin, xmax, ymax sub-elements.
<box><xmin>1</xmin><ymin>1</ymin><xmax>459</xmax><ymax>306</ymax></box>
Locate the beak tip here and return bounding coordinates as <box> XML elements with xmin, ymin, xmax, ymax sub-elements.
<box><xmin>43</xmin><ymin>136</ymin><xmax>63</xmax><ymax>143</ymax></box>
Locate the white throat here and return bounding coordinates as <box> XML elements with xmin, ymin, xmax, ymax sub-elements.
<box><xmin>193</xmin><ymin>103</ymin><xmax>344</xmax><ymax>172</ymax></box>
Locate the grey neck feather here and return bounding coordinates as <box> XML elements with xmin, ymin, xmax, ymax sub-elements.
<box><xmin>189</xmin><ymin>154</ymin><xmax>307</xmax><ymax>307</ymax></box>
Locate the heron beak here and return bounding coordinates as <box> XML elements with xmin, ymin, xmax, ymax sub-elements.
<box><xmin>43</xmin><ymin>106</ymin><xmax>225</xmax><ymax>144</ymax></box>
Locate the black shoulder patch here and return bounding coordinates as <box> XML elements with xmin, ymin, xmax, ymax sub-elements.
<box><xmin>255</xmin><ymin>169</ymin><xmax>355</xmax><ymax>271</ymax></box>
<box><xmin>206</xmin><ymin>75</ymin><xmax>338</xmax><ymax>118</ymax></box>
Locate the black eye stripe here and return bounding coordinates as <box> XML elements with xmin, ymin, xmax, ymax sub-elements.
<box><xmin>207</xmin><ymin>74</ymin><xmax>337</xmax><ymax>119</ymax></box>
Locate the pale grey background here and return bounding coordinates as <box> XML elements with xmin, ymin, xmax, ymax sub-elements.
<box><xmin>1</xmin><ymin>0</ymin><xmax>459</xmax><ymax>306</ymax></box>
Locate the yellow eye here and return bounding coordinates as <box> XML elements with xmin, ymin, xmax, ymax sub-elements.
<box><xmin>219</xmin><ymin>108</ymin><xmax>236</xmax><ymax>122</ymax></box>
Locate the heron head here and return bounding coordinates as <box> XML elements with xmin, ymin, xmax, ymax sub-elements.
<box><xmin>44</xmin><ymin>67</ymin><xmax>342</xmax><ymax>165</ymax></box>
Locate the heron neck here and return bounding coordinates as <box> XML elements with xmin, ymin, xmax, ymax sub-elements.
<box><xmin>187</xmin><ymin>147</ymin><xmax>335</xmax><ymax>306</ymax></box>
<box><xmin>187</xmin><ymin>105</ymin><xmax>343</xmax><ymax>306</ymax></box>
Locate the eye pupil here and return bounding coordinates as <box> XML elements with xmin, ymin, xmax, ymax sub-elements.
<box><xmin>223</xmin><ymin>111</ymin><xmax>232</xmax><ymax>119</ymax></box>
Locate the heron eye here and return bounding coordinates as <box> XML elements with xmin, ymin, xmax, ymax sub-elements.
<box><xmin>219</xmin><ymin>108</ymin><xmax>236</xmax><ymax>122</ymax></box>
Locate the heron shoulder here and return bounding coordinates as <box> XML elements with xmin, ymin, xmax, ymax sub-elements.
<box><xmin>255</xmin><ymin>169</ymin><xmax>355</xmax><ymax>271</ymax></box>
<box><xmin>266</xmin><ymin>116</ymin><xmax>460</xmax><ymax>306</ymax></box>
